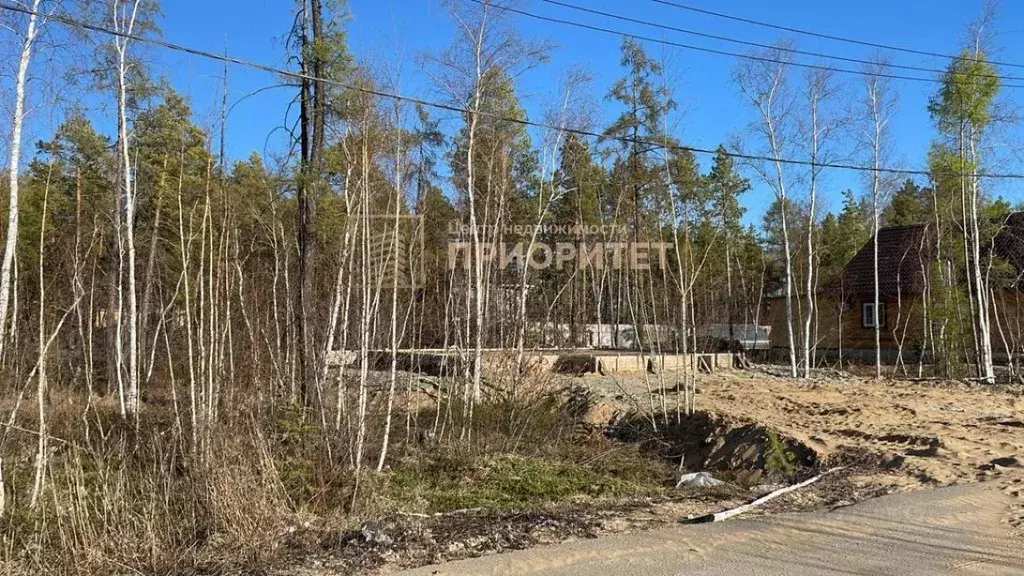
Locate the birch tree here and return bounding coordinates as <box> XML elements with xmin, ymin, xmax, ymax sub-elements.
<box><xmin>111</xmin><ymin>0</ymin><xmax>143</xmax><ymax>417</ymax></box>
<box><xmin>734</xmin><ymin>44</ymin><xmax>798</xmax><ymax>376</ymax></box>
<box><xmin>860</xmin><ymin>58</ymin><xmax>897</xmax><ymax>379</ymax></box>
<box><xmin>427</xmin><ymin>0</ymin><xmax>548</xmax><ymax>408</ymax></box>
<box><xmin>928</xmin><ymin>39</ymin><xmax>1001</xmax><ymax>383</ymax></box>
<box><xmin>0</xmin><ymin>0</ymin><xmax>45</xmax><ymax>363</ymax></box>
<box><xmin>800</xmin><ymin>67</ymin><xmax>839</xmax><ymax>376</ymax></box>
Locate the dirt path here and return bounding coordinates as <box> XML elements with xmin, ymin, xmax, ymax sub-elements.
<box><xmin>399</xmin><ymin>480</ymin><xmax>1024</xmax><ymax>576</ymax></box>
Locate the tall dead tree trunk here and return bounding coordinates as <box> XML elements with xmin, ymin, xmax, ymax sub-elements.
<box><xmin>296</xmin><ymin>0</ymin><xmax>325</xmax><ymax>407</ymax></box>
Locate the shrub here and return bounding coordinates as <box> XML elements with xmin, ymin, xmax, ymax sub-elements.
<box><xmin>764</xmin><ymin>428</ymin><xmax>796</xmax><ymax>479</ymax></box>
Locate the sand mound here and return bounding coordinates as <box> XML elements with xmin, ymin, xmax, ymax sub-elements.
<box><xmin>583</xmin><ymin>371</ymin><xmax>1024</xmax><ymax>490</ymax></box>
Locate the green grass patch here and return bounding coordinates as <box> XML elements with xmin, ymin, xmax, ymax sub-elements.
<box><xmin>385</xmin><ymin>452</ymin><xmax>668</xmax><ymax>512</ymax></box>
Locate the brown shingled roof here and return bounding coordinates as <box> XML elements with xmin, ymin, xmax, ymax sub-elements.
<box><xmin>992</xmin><ymin>212</ymin><xmax>1024</xmax><ymax>278</ymax></box>
<box><xmin>831</xmin><ymin>223</ymin><xmax>932</xmax><ymax>299</ymax></box>
<box><xmin>831</xmin><ymin>212</ymin><xmax>1024</xmax><ymax>299</ymax></box>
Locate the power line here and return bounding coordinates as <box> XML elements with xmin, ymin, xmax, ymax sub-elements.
<box><xmin>1</xmin><ymin>1</ymin><xmax>1022</xmax><ymax>180</ymax></box>
<box><xmin>540</xmin><ymin>0</ymin><xmax>1024</xmax><ymax>84</ymax></box>
<box><xmin>648</xmin><ymin>0</ymin><xmax>1024</xmax><ymax>71</ymax></box>
<box><xmin>474</xmin><ymin>0</ymin><xmax>1024</xmax><ymax>89</ymax></box>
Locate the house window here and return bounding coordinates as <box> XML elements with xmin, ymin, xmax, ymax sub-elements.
<box><xmin>862</xmin><ymin>301</ymin><xmax>886</xmax><ymax>328</ymax></box>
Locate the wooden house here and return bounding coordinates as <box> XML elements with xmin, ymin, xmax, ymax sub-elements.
<box><xmin>767</xmin><ymin>213</ymin><xmax>1024</xmax><ymax>363</ymax></box>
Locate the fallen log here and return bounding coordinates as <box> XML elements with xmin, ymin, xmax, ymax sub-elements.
<box><xmin>395</xmin><ymin>506</ymin><xmax>484</xmax><ymax>518</ymax></box>
<box><xmin>680</xmin><ymin>466</ymin><xmax>845</xmax><ymax>524</ymax></box>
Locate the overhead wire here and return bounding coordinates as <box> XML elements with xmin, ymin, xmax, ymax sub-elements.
<box><xmin>539</xmin><ymin>0</ymin><xmax>1024</xmax><ymax>84</ymax></box>
<box><xmin>470</xmin><ymin>0</ymin><xmax>1024</xmax><ymax>89</ymax></box>
<box><xmin>647</xmin><ymin>0</ymin><xmax>1024</xmax><ymax>71</ymax></box>
<box><xmin>1</xmin><ymin>1</ymin><xmax>1022</xmax><ymax>180</ymax></box>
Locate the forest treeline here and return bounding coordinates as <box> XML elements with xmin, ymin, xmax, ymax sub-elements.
<box><xmin>0</xmin><ymin>0</ymin><xmax>1021</xmax><ymax>572</ymax></box>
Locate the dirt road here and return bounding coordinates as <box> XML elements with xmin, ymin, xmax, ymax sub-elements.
<box><xmin>399</xmin><ymin>480</ymin><xmax>1024</xmax><ymax>575</ymax></box>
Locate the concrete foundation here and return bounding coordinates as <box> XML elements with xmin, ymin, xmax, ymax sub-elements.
<box><xmin>325</xmin><ymin>349</ymin><xmax>737</xmax><ymax>376</ymax></box>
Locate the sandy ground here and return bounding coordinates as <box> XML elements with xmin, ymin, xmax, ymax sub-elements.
<box><xmin>585</xmin><ymin>368</ymin><xmax>1024</xmax><ymax>529</ymax></box>
<box><xmin>285</xmin><ymin>369</ymin><xmax>1024</xmax><ymax>575</ymax></box>
<box><xmin>588</xmin><ymin>369</ymin><xmax>1024</xmax><ymax>484</ymax></box>
<box><xmin>394</xmin><ymin>370</ymin><xmax>1024</xmax><ymax>575</ymax></box>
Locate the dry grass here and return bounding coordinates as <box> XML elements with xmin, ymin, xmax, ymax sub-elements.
<box><xmin>2</xmin><ymin>394</ymin><xmax>296</xmax><ymax>574</ymax></box>
<box><xmin>0</xmin><ymin>373</ymin><xmax>677</xmax><ymax>575</ymax></box>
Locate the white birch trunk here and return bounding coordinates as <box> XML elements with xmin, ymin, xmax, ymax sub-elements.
<box><xmin>968</xmin><ymin>134</ymin><xmax>994</xmax><ymax>382</ymax></box>
<box><xmin>113</xmin><ymin>0</ymin><xmax>143</xmax><ymax>417</ymax></box>
<box><xmin>378</xmin><ymin>117</ymin><xmax>405</xmax><ymax>471</ymax></box>
<box><xmin>802</xmin><ymin>81</ymin><xmax>821</xmax><ymax>378</ymax></box>
<box><xmin>29</xmin><ymin>164</ymin><xmax>51</xmax><ymax>510</ymax></box>
<box><xmin>0</xmin><ymin>0</ymin><xmax>43</xmax><ymax>363</ymax></box>
<box><xmin>862</xmin><ymin>68</ymin><xmax>892</xmax><ymax>380</ymax></box>
<box><xmin>466</xmin><ymin>13</ymin><xmax>487</xmax><ymax>404</ymax></box>
<box><xmin>872</xmin><ymin>179</ymin><xmax>881</xmax><ymax>379</ymax></box>
<box><xmin>175</xmin><ymin>146</ymin><xmax>199</xmax><ymax>451</ymax></box>
<box><xmin>768</xmin><ymin>131</ymin><xmax>797</xmax><ymax>378</ymax></box>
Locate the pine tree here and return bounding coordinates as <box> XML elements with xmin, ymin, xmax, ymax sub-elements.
<box><xmin>884</xmin><ymin>179</ymin><xmax>932</xmax><ymax>226</ymax></box>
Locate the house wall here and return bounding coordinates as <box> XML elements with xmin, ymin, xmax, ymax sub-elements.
<box><xmin>991</xmin><ymin>290</ymin><xmax>1024</xmax><ymax>355</ymax></box>
<box><xmin>767</xmin><ymin>294</ymin><xmax>925</xmax><ymax>352</ymax></box>
<box><xmin>767</xmin><ymin>290</ymin><xmax>1024</xmax><ymax>359</ymax></box>
<box><xmin>833</xmin><ymin>295</ymin><xmax>925</xmax><ymax>351</ymax></box>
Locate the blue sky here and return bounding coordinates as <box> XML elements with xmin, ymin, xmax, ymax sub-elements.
<box><xmin>148</xmin><ymin>0</ymin><xmax>1024</xmax><ymax>225</ymax></box>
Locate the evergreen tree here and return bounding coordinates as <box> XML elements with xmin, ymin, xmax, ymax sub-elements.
<box><xmin>705</xmin><ymin>146</ymin><xmax>750</xmax><ymax>333</ymax></box>
<box><xmin>604</xmin><ymin>38</ymin><xmax>675</xmax><ymax>238</ymax></box>
<box><xmin>451</xmin><ymin>66</ymin><xmax>537</xmax><ymax>229</ymax></box>
<box><xmin>819</xmin><ymin>190</ymin><xmax>871</xmax><ymax>285</ymax></box>
<box><xmin>885</xmin><ymin>179</ymin><xmax>932</xmax><ymax>226</ymax></box>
